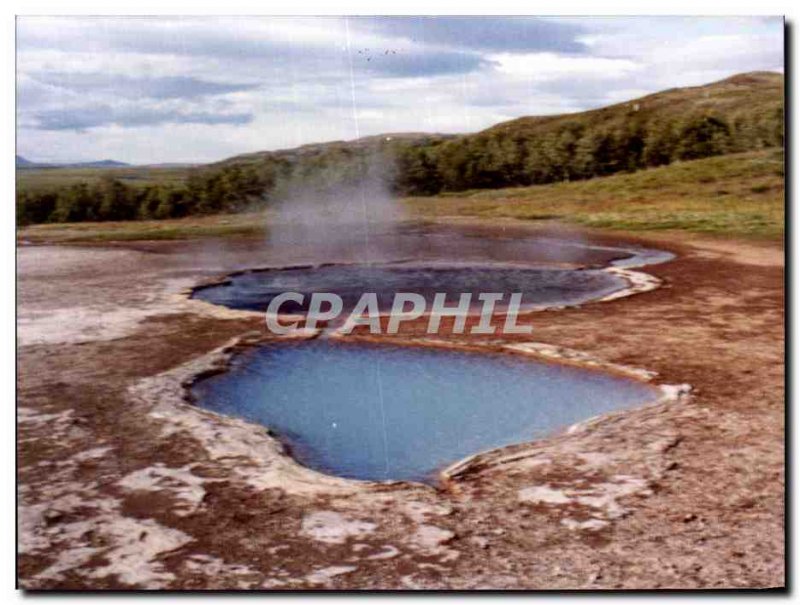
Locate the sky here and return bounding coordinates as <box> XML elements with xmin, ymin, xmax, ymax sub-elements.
<box><xmin>16</xmin><ymin>16</ymin><xmax>784</xmax><ymax>164</ymax></box>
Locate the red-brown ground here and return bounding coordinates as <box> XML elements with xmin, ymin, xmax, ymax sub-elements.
<box><xmin>17</xmin><ymin>224</ymin><xmax>784</xmax><ymax>590</ymax></box>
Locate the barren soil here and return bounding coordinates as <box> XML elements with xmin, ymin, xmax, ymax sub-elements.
<box><xmin>17</xmin><ymin>223</ymin><xmax>784</xmax><ymax>590</ymax></box>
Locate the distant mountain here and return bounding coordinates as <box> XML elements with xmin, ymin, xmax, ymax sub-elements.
<box><xmin>76</xmin><ymin>159</ymin><xmax>130</xmax><ymax>168</ymax></box>
<box><xmin>139</xmin><ymin>162</ymin><xmax>200</xmax><ymax>168</ymax></box>
<box><xmin>214</xmin><ymin>132</ymin><xmax>453</xmax><ymax>168</ymax></box>
<box><xmin>16</xmin><ymin>155</ymin><xmax>131</xmax><ymax>169</ymax></box>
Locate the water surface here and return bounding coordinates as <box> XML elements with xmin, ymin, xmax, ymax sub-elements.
<box><xmin>192</xmin><ymin>264</ymin><xmax>630</xmax><ymax>313</ymax></box>
<box><xmin>191</xmin><ymin>341</ymin><xmax>658</xmax><ymax>482</ymax></box>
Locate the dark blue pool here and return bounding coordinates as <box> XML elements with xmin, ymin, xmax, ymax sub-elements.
<box><xmin>191</xmin><ymin>263</ymin><xmax>630</xmax><ymax>314</ymax></box>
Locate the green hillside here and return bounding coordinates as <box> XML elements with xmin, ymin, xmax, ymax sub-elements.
<box><xmin>421</xmin><ymin>71</ymin><xmax>783</xmax><ymax>192</ymax></box>
<box><xmin>16</xmin><ymin>71</ymin><xmax>783</xmax><ymax>226</ymax></box>
<box><xmin>409</xmin><ymin>148</ymin><xmax>784</xmax><ymax>238</ymax></box>
<box><xmin>18</xmin><ymin>148</ymin><xmax>784</xmax><ymax>242</ymax></box>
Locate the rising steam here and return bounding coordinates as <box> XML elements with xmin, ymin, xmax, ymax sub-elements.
<box><xmin>265</xmin><ymin>152</ymin><xmax>406</xmax><ymax>264</ymax></box>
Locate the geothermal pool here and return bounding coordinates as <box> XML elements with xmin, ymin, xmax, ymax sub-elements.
<box><xmin>191</xmin><ymin>263</ymin><xmax>631</xmax><ymax>313</ymax></box>
<box><xmin>191</xmin><ymin>341</ymin><xmax>658</xmax><ymax>482</ymax></box>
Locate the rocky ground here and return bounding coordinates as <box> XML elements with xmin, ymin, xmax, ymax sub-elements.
<box><xmin>16</xmin><ymin>223</ymin><xmax>784</xmax><ymax>590</ymax></box>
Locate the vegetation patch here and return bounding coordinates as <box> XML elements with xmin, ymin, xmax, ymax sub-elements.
<box><xmin>407</xmin><ymin>150</ymin><xmax>784</xmax><ymax>239</ymax></box>
<box><xmin>18</xmin><ymin>149</ymin><xmax>784</xmax><ymax>242</ymax></box>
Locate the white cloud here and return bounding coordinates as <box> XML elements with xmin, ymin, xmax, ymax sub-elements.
<box><xmin>15</xmin><ymin>16</ymin><xmax>784</xmax><ymax>164</ymax></box>
<box><xmin>492</xmin><ymin>52</ymin><xmax>639</xmax><ymax>80</ymax></box>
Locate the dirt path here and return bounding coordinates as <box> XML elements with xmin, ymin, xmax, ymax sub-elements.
<box><xmin>16</xmin><ymin>226</ymin><xmax>784</xmax><ymax>590</ymax></box>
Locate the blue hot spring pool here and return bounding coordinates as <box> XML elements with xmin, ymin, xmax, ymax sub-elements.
<box><xmin>191</xmin><ymin>264</ymin><xmax>630</xmax><ymax>313</ymax></box>
<box><xmin>191</xmin><ymin>341</ymin><xmax>658</xmax><ymax>483</ymax></box>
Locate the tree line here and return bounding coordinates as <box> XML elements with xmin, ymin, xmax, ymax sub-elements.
<box><xmin>17</xmin><ymin>105</ymin><xmax>783</xmax><ymax>226</ymax></box>
<box><xmin>394</xmin><ymin>107</ymin><xmax>782</xmax><ymax>194</ymax></box>
<box><xmin>16</xmin><ymin>164</ymin><xmax>283</xmax><ymax>225</ymax></box>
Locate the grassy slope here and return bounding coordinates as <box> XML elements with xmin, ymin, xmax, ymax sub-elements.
<box><xmin>483</xmin><ymin>72</ymin><xmax>782</xmax><ymax>141</ymax></box>
<box><xmin>18</xmin><ymin>149</ymin><xmax>784</xmax><ymax>243</ymax></box>
<box><xmin>409</xmin><ymin>149</ymin><xmax>784</xmax><ymax>238</ymax></box>
<box><xmin>15</xmin><ymin>165</ymin><xmax>192</xmax><ymax>193</ymax></box>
